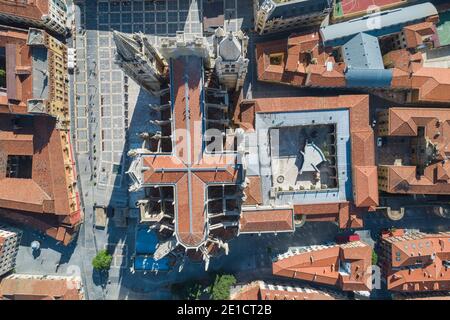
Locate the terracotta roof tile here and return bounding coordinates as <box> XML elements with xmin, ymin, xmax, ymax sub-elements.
<box><xmin>243</xmin><ymin>176</ymin><xmax>263</xmax><ymax>205</ymax></box>
<box><xmin>0</xmin><ymin>275</ymin><xmax>83</xmax><ymax>300</ymax></box>
<box><xmin>256</xmin><ymin>29</ymin><xmax>348</xmax><ymax>89</ymax></box>
<box><xmin>0</xmin><ymin>114</ymin><xmax>81</xmax><ymax>242</ymax></box>
<box><xmin>381</xmin><ymin>231</ymin><xmax>450</xmax><ymax>292</ymax></box>
<box><xmin>381</xmin><ymin>108</ymin><xmax>450</xmax><ymax>194</ymax></box>
<box><xmin>273</xmin><ymin>241</ymin><xmax>372</xmax><ymax>292</ymax></box>
<box><xmin>139</xmin><ymin>57</ymin><xmax>240</xmax><ymax>249</ymax></box>
<box><xmin>351</xmin><ymin>130</ymin><xmax>375</xmax><ymax>166</ymax></box>
<box><xmin>239</xmin><ymin>208</ymin><xmax>294</xmax><ymax>234</ymax></box>
<box><xmin>234</xmin><ymin>95</ymin><xmax>375</xmax><ymax>227</ymax></box>
<box><xmin>0</xmin><ymin>0</ymin><xmax>48</xmax><ymax>22</ymax></box>
<box><xmin>294</xmin><ymin>203</ymin><xmax>340</xmax><ymax>215</ymax></box>
<box><xmin>403</xmin><ymin>22</ymin><xmax>435</xmax><ymax>48</ymax></box>
<box><xmin>353</xmin><ymin>166</ymin><xmax>379</xmax><ymax>207</ymax></box>
<box><xmin>388</xmin><ymin>49</ymin><xmax>450</xmax><ymax>103</ymax></box>
<box><xmin>437</xmin><ymin>162</ymin><xmax>450</xmax><ymax>182</ymax></box>
<box><xmin>231</xmin><ymin>281</ymin><xmax>347</xmax><ymax>300</ymax></box>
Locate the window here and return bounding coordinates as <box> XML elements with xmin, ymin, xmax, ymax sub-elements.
<box><xmin>0</xmin><ymin>47</ymin><xmax>6</xmax><ymax>89</ymax></box>
<box><xmin>6</xmin><ymin>155</ymin><xmax>33</xmax><ymax>179</ymax></box>
<box><xmin>269</xmin><ymin>53</ymin><xmax>284</xmax><ymax>66</ymax></box>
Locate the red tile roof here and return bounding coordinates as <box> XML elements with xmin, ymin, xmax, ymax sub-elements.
<box><xmin>0</xmin><ymin>24</ymin><xmax>79</xmax><ymax>244</ymax></box>
<box><xmin>410</xmin><ymin>67</ymin><xmax>450</xmax><ymax>103</ymax></box>
<box><xmin>293</xmin><ymin>202</ymin><xmax>342</xmax><ymax>223</ymax></box>
<box><xmin>0</xmin><ymin>0</ymin><xmax>49</xmax><ymax>23</ymax></box>
<box><xmin>380</xmin><ymin>107</ymin><xmax>450</xmax><ymax>194</ymax></box>
<box><xmin>0</xmin><ymin>275</ymin><xmax>83</xmax><ymax>300</ymax></box>
<box><xmin>243</xmin><ymin>176</ymin><xmax>263</xmax><ymax>205</ymax></box>
<box><xmin>140</xmin><ymin>57</ymin><xmax>239</xmax><ymax>248</ymax></box>
<box><xmin>255</xmin><ymin>22</ymin><xmax>450</xmax><ymax>104</ymax></box>
<box><xmin>239</xmin><ymin>208</ymin><xmax>294</xmax><ymax>234</ymax></box>
<box><xmin>403</xmin><ymin>22</ymin><xmax>436</xmax><ymax>48</ymax></box>
<box><xmin>380</xmin><ymin>230</ymin><xmax>450</xmax><ymax>292</ymax></box>
<box><xmin>273</xmin><ymin>241</ymin><xmax>372</xmax><ymax>292</ymax></box>
<box><xmin>234</xmin><ymin>95</ymin><xmax>378</xmax><ymax>228</ymax></box>
<box><xmin>386</xmin><ymin>48</ymin><xmax>450</xmax><ymax>103</ymax></box>
<box><xmin>0</xmin><ymin>114</ymin><xmax>81</xmax><ymax>244</ymax></box>
<box><xmin>256</xmin><ymin>31</ymin><xmax>345</xmax><ymax>88</ymax></box>
<box><xmin>234</xmin><ymin>95</ymin><xmax>377</xmax><ymax>228</ymax></box>
<box><xmin>294</xmin><ymin>202</ymin><xmax>341</xmax><ymax>215</ymax></box>
<box><xmin>0</xmin><ymin>27</ymin><xmax>32</xmax><ymax>113</ymax></box>
<box><xmin>353</xmin><ymin>166</ymin><xmax>379</xmax><ymax>207</ymax></box>
<box><xmin>351</xmin><ymin>130</ymin><xmax>379</xmax><ymax>207</ymax></box>
<box><xmin>231</xmin><ymin>281</ymin><xmax>347</xmax><ymax>300</ymax></box>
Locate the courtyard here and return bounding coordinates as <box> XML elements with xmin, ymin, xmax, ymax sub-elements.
<box><xmin>270</xmin><ymin>124</ymin><xmax>338</xmax><ymax>192</ymax></box>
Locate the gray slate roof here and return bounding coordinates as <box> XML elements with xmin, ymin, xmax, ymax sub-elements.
<box><xmin>320</xmin><ymin>2</ymin><xmax>438</xmax><ymax>47</ymax></box>
<box><xmin>342</xmin><ymin>33</ymin><xmax>383</xmax><ymax>69</ymax></box>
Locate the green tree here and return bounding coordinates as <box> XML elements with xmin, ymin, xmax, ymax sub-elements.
<box><xmin>171</xmin><ymin>281</ymin><xmax>204</xmax><ymax>300</ymax></box>
<box><xmin>0</xmin><ymin>69</ymin><xmax>6</xmax><ymax>88</ymax></box>
<box><xmin>92</xmin><ymin>249</ymin><xmax>113</xmax><ymax>271</ymax></box>
<box><xmin>209</xmin><ymin>274</ymin><xmax>236</xmax><ymax>300</ymax></box>
<box><xmin>372</xmin><ymin>250</ymin><xmax>378</xmax><ymax>265</ymax></box>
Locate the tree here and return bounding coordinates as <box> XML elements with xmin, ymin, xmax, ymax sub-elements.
<box><xmin>209</xmin><ymin>274</ymin><xmax>236</xmax><ymax>300</ymax></box>
<box><xmin>372</xmin><ymin>250</ymin><xmax>378</xmax><ymax>266</ymax></box>
<box><xmin>171</xmin><ymin>281</ymin><xmax>204</xmax><ymax>300</ymax></box>
<box><xmin>92</xmin><ymin>249</ymin><xmax>113</xmax><ymax>271</ymax></box>
<box><xmin>0</xmin><ymin>69</ymin><xmax>6</xmax><ymax>88</ymax></box>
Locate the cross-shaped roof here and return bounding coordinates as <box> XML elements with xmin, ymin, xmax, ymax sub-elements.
<box><xmin>139</xmin><ymin>56</ymin><xmax>240</xmax><ymax>249</ymax></box>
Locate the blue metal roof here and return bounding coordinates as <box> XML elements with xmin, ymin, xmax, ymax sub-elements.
<box><xmin>345</xmin><ymin>69</ymin><xmax>393</xmax><ymax>88</ymax></box>
<box><xmin>267</xmin><ymin>0</ymin><xmax>331</xmax><ymax>21</ymax></box>
<box><xmin>134</xmin><ymin>256</ymin><xmax>170</xmax><ymax>271</ymax></box>
<box><xmin>135</xmin><ymin>226</ymin><xmax>159</xmax><ymax>255</ymax></box>
<box><xmin>320</xmin><ymin>2</ymin><xmax>438</xmax><ymax>47</ymax></box>
<box><xmin>342</xmin><ymin>33</ymin><xmax>384</xmax><ymax>70</ymax></box>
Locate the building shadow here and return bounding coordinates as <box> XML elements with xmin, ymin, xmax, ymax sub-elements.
<box><xmin>101</xmin><ymin>86</ymin><xmax>156</xmax><ymax>297</ymax></box>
